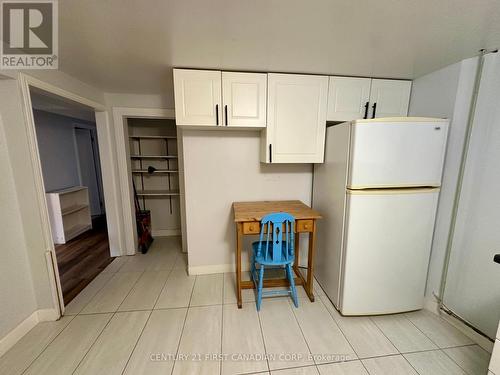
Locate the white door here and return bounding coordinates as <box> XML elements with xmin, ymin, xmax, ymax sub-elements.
<box><xmin>347</xmin><ymin>119</ymin><xmax>448</xmax><ymax>188</ymax></box>
<box><xmin>341</xmin><ymin>188</ymin><xmax>440</xmax><ymax>315</ymax></box>
<box><xmin>369</xmin><ymin>79</ymin><xmax>412</xmax><ymax>118</ymax></box>
<box><xmin>173</xmin><ymin>69</ymin><xmax>222</xmax><ymax>126</ymax></box>
<box><xmin>222</xmin><ymin>72</ymin><xmax>267</xmax><ymax>127</ymax></box>
<box><xmin>442</xmin><ymin>52</ymin><xmax>500</xmax><ymax>339</ymax></box>
<box><xmin>264</xmin><ymin>73</ymin><xmax>328</xmax><ymax>163</ymax></box>
<box><xmin>327</xmin><ymin>77</ymin><xmax>371</xmax><ymax>121</ymax></box>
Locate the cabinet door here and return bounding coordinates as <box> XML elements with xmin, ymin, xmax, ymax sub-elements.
<box><xmin>368</xmin><ymin>79</ymin><xmax>411</xmax><ymax>118</ymax></box>
<box><xmin>327</xmin><ymin>77</ymin><xmax>371</xmax><ymax>121</ymax></box>
<box><xmin>222</xmin><ymin>72</ymin><xmax>267</xmax><ymax>127</ymax></box>
<box><xmin>173</xmin><ymin>69</ymin><xmax>222</xmax><ymax>126</ymax></box>
<box><xmin>263</xmin><ymin>73</ymin><xmax>328</xmax><ymax>163</ymax></box>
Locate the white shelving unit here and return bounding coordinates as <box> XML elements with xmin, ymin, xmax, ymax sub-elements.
<box><xmin>46</xmin><ymin>186</ymin><xmax>92</xmax><ymax>244</ymax></box>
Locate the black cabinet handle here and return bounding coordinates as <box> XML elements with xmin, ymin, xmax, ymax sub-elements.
<box><xmin>225</xmin><ymin>105</ymin><xmax>228</xmax><ymax>126</ymax></box>
<box><xmin>363</xmin><ymin>101</ymin><xmax>369</xmax><ymax>119</ymax></box>
<box><xmin>216</xmin><ymin>104</ymin><xmax>219</xmax><ymax>125</ymax></box>
<box><xmin>269</xmin><ymin>144</ymin><xmax>272</xmax><ymax>163</ymax></box>
<box><xmin>371</xmin><ymin>102</ymin><xmax>377</xmax><ymax>119</ymax></box>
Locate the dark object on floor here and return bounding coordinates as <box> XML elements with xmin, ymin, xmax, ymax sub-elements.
<box><xmin>133</xmin><ymin>180</ymin><xmax>154</xmax><ymax>253</ymax></box>
<box><xmin>494</xmin><ymin>254</ymin><xmax>500</xmax><ymax>264</ymax></box>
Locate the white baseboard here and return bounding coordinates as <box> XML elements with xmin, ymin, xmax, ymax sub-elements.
<box><xmin>152</xmin><ymin>229</ymin><xmax>181</xmax><ymax>237</ymax></box>
<box><xmin>188</xmin><ymin>263</ymin><xmax>252</xmax><ymax>275</ymax></box>
<box><xmin>423</xmin><ymin>294</ymin><xmax>494</xmax><ymax>353</ymax></box>
<box><xmin>37</xmin><ymin>308</ymin><xmax>60</xmax><ymax>322</ymax></box>
<box><xmin>0</xmin><ymin>311</ymin><xmax>39</xmax><ymax>357</ymax></box>
<box><xmin>0</xmin><ymin>308</ymin><xmax>60</xmax><ymax>357</ymax></box>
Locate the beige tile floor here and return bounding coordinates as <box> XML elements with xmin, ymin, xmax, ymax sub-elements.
<box><xmin>0</xmin><ymin>236</ymin><xmax>492</xmax><ymax>375</ymax></box>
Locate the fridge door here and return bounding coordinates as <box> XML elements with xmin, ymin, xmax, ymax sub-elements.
<box><xmin>340</xmin><ymin>188</ymin><xmax>439</xmax><ymax>315</ymax></box>
<box><xmin>347</xmin><ymin>118</ymin><xmax>448</xmax><ymax>188</ymax></box>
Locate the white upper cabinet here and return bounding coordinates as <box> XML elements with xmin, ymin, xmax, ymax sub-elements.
<box><xmin>173</xmin><ymin>69</ymin><xmax>222</xmax><ymax>126</ymax></box>
<box><xmin>327</xmin><ymin>77</ymin><xmax>371</xmax><ymax>121</ymax></box>
<box><xmin>369</xmin><ymin>79</ymin><xmax>412</xmax><ymax>118</ymax></box>
<box><xmin>222</xmin><ymin>72</ymin><xmax>267</xmax><ymax>127</ymax></box>
<box><xmin>263</xmin><ymin>73</ymin><xmax>328</xmax><ymax>163</ymax></box>
<box><xmin>326</xmin><ymin>77</ymin><xmax>412</xmax><ymax>121</ymax></box>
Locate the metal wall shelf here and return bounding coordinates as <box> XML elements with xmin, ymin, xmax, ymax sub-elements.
<box><xmin>129</xmin><ymin>135</ymin><xmax>177</xmax><ymax>139</ymax></box>
<box><xmin>130</xmin><ymin>155</ymin><xmax>178</xmax><ymax>159</ymax></box>
<box><xmin>132</xmin><ymin>169</ymin><xmax>179</xmax><ymax>174</ymax></box>
<box><xmin>136</xmin><ymin>189</ymin><xmax>180</xmax><ymax>197</ymax></box>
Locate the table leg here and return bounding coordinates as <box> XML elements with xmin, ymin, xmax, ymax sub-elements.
<box><xmin>305</xmin><ymin>220</ymin><xmax>317</xmax><ymax>302</ymax></box>
<box><xmin>293</xmin><ymin>230</ymin><xmax>300</xmax><ymax>274</ymax></box>
<box><xmin>236</xmin><ymin>222</ymin><xmax>243</xmax><ymax>308</ymax></box>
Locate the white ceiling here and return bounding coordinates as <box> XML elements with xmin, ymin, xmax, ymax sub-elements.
<box><xmin>58</xmin><ymin>0</ymin><xmax>500</xmax><ymax>95</ymax></box>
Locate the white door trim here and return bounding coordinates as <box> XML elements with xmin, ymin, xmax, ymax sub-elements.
<box><xmin>112</xmin><ymin>107</ymin><xmax>177</xmax><ymax>255</ymax></box>
<box><xmin>17</xmin><ymin>73</ymin><xmax>115</xmax><ymax>318</ymax></box>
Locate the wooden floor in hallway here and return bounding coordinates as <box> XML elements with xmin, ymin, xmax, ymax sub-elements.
<box><xmin>55</xmin><ymin>215</ymin><xmax>112</xmax><ymax>305</ymax></box>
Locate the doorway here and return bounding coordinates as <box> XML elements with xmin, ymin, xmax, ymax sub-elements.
<box><xmin>30</xmin><ymin>87</ymin><xmax>113</xmax><ymax>305</ymax></box>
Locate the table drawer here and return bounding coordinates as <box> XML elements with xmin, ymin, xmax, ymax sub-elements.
<box><xmin>296</xmin><ymin>220</ymin><xmax>313</xmax><ymax>232</ymax></box>
<box><xmin>243</xmin><ymin>222</ymin><xmax>260</xmax><ymax>234</ymax></box>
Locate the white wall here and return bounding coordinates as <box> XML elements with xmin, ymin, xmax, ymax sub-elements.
<box><xmin>409</xmin><ymin>57</ymin><xmax>477</xmax><ymax>298</ymax></box>
<box><xmin>181</xmin><ymin>129</ymin><xmax>313</xmax><ymax>273</ymax></box>
<box><xmin>0</xmin><ymin>71</ymin><xmax>111</xmax><ymax>346</ymax></box>
<box><xmin>0</xmin><ymin>115</ymin><xmax>37</xmax><ymax>339</ymax></box>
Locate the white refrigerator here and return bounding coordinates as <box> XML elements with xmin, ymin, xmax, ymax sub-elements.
<box><xmin>313</xmin><ymin>117</ymin><xmax>449</xmax><ymax>315</ymax></box>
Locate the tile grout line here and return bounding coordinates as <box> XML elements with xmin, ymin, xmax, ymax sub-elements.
<box><xmin>19</xmin><ymin>314</ymin><xmax>79</xmax><ymax>375</ymax></box>
<box><xmin>256</xmin><ymin>304</ymin><xmax>271</xmax><ymax>374</ymax></box>
<box><xmin>286</xmin><ymin>298</ymin><xmax>316</xmax><ymax>367</ymax></box>
<box><xmin>150</xmin><ymin>265</ymin><xmax>175</xmax><ymax>311</ymax></box>
<box><xmin>114</xmin><ymin>270</ymin><xmax>147</xmax><ymax>312</ymax></box>
<box><xmin>317</xmin><ymin>295</ymin><xmax>361</xmax><ymax>361</ymax></box>
<box><xmin>219</xmin><ymin>274</ymin><xmax>225</xmax><ymax>375</ymax></box>
<box><xmin>171</xmin><ymin>274</ymin><xmax>197</xmax><ymax>375</ymax></box>
<box><xmin>71</xmin><ymin>242</ymin><xmax>176</xmax><ymax>374</ymax></box>
<box><xmin>71</xmin><ymin>267</ymin><xmax>118</xmax><ymax>316</ymax></box>
<box><xmin>119</xmin><ymin>309</ymin><xmax>154</xmax><ymax>375</ymax></box>
<box><xmin>70</xmin><ymin>311</ymin><xmax>116</xmax><ymax>375</ymax></box>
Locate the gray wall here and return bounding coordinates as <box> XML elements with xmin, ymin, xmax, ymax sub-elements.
<box><xmin>181</xmin><ymin>129</ymin><xmax>313</xmax><ymax>272</ymax></box>
<box><xmin>34</xmin><ymin>110</ymin><xmax>83</xmax><ymax>192</ymax></box>
<box><xmin>409</xmin><ymin>57</ymin><xmax>477</xmax><ymax>298</ymax></box>
<box><xmin>0</xmin><ymin>114</ymin><xmax>37</xmax><ymax>339</ymax></box>
<box><xmin>33</xmin><ymin>110</ymin><xmax>103</xmax><ymax>216</ymax></box>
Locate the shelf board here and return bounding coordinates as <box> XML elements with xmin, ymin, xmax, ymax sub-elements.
<box><xmin>130</xmin><ymin>155</ymin><xmax>178</xmax><ymax>159</ymax></box>
<box><xmin>47</xmin><ymin>186</ymin><xmax>87</xmax><ymax>195</ymax></box>
<box><xmin>64</xmin><ymin>223</ymin><xmax>92</xmax><ymax>241</ymax></box>
<box><xmin>61</xmin><ymin>204</ymin><xmax>89</xmax><ymax>216</ymax></box>
<box><xmin>129</xmin><ymin>135</ymin><xmax>177</xmax><ymax>140</ymax></box>
<box><xmin>132</xmin><ymin>169</ymin><xmax>179</xmax><ymax>174</ymax></box>
<box><xmin>136</xmin><ymin>189</ymin><xmax>180</xmax><ymax>197</ymax></box>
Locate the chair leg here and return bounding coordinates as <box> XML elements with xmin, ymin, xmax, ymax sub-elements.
<box><xmin>256</xmin><ymin>264</ymin><xmax>265</xmax><ymax>311</ymax></box>
<box><xmin>286</xmin><ymin>263</ymin><xmax>299</xmax><ymax>308</ymax></box>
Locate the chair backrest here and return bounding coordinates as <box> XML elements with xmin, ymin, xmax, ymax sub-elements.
<box><xmin>257</xmin><ymin>212</ymin><xmax>295</xmax><ymax>264</ymax></box>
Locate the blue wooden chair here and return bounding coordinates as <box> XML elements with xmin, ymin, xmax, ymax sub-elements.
<box><xmin>251</xmin><ymin>212</ymin><xmax>299</xmax><ymax>311</ymax></box>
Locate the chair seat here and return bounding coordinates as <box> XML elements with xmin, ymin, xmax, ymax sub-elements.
<box><xmin>252</xmin><ymin>241</ymin><xmax>294</xmax><ymax>265</ymax></box>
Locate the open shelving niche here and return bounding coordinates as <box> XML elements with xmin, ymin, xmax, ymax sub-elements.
<box><xmin>46</xmin><ymin>186</ymin><xmax>92</xmax><ymax>244</ymax></box>
<box><xmin>127</xmin><ymin>118</ymin><xmax>181</xmax><ymax>238</ymax></box>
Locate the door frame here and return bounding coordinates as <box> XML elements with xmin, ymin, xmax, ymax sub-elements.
<box><xmin>113</xmin><ymin>107</ymin><xmax>183</xmax><ymax>255</ymax></box>
<box><xmin>18</xmin><ymin>73</ymin><xmax>120</xmax><ymax>316</ymax></box>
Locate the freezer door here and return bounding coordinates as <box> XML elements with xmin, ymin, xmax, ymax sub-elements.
<box><xmin>340</xmin><ymin>188</ymin><xmax>439</xmax><ymax>315</ymax></box>
<box><xmin>347</xmin><ymin>119</ymin><xmax>448</xmax><ymax>188</ymax></box>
